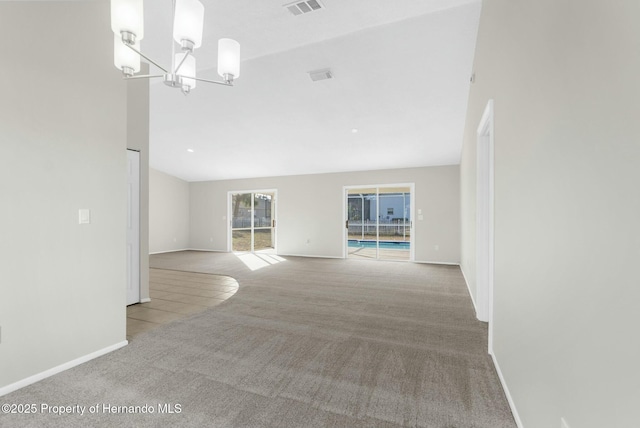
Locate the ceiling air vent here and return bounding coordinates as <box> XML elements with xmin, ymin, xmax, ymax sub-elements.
<box><xmin>308</xmin><ymin>68</ymin><xmax>333</xmax><ymax>82</ymax></box>
<box><xmin>284</xmin><ymin>0</ymin><xmax>323</xmax><ymax>16</ymax></box>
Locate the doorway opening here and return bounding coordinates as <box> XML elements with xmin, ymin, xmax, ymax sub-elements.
<box><xmin>229</xmin><ymin>190</ymin><xmax>277</xmax><ymax>254</ymax></box>
<box><xmin>344</xmin><ymin>184</ymin><xmax>414</xmax><ymax>261</ymax></box>
<box><xmin>476</xmin><ymin>99</ymin><xmax>494</xmax><ymax>351</ymax></box>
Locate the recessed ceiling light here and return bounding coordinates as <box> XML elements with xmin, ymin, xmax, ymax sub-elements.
<box><xmin>187</xmin><ymin>149</ymin><xmax>194</xmax><ymax>153</ymax></box>
<box><xmin>351</xmin><ymin>128</ymin><xmax>359</xmax><ymax>134</ymax></box>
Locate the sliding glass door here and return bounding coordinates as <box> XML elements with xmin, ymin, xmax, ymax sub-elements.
<box><xmin>230</xmin><ymin>191</ymin><xmax>276</xmax><ymax>253</ymax></box>
<box><xmin>346</xmin><ymin>185</ymin><xmax>413</xmax><ymax>261</ymax></box>
<box><xmin>252</xmin><ymin>193</ymin><xmax>274</xmax><ymax>252</ymax></box>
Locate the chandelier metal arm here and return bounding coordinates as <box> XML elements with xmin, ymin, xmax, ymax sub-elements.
<box><xmin>174</xmin><ymin>51</ymin><xmax>191</xmax><ymax>74</ymax></box>
<box><xmin>124</xmin><ymin>42</ymin><xmax>169</xmax><ymax>73</ymax></box>
<box><xmin>123</xmin><ymin>74</ymin><xmax>164</xmax><ymax>80</ymax></box>
<box><xmin>189</xmin><ymin>76</ymin><xmax>234</xmax><ymax>87</ymax></box>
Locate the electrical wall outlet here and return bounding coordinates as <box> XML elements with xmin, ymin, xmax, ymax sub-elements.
<box><xmin>561</xmin><ymin>417</ymin><xmax>571</xmax><ymax>428</ymax></box>
<box><xmin>78</xmin><ymin>209</ymin><xmax>91</xmax><ymax>224</ymax></box>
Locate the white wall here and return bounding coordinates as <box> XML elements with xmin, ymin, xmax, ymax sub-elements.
<box><xmin>460</xmin><ymin>1</ymin><xmax>640</xmax><ymax>426</ymax></box>
<box><xmin>149</xmin><ymin>168</ymin><xmax>190</xmax><ymax>253</ymax></box>
<box><xmin>190</xmin><ymin>166</ymin><xmax>460</xmax><ymax>263</ymax></box>
<box><xmin>0</xmin><ymin>2</ymin><xmax>127</xmax><ymax>390</ymax></box>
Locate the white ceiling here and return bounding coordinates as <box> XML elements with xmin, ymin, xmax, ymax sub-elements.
<box><xmin>145</xmin><ymin>0</ymin><xmax>481</xmax><ymax>182</ymax></box>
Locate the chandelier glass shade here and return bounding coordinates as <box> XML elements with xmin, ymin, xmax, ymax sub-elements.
<box><xmin>218</xmin><ymin>38</ymin><xmax>241</xmax><ymax>79</ymax></box>
<box><xmin>173</xmin><ymin>0</ymin><xmax>204</xmax><ymax>50</ymax></box>
<box><xmin>178</xmin><ymin>54</ymin><xmax>197</xmax><ymax>92</ymax></box>
<box><xmin>111</xmin><ymin>0</ymin><xmax>144</xmax><ymax>39</ymax></box>
<box><xmin>114</xmin><ymin>34</ymin><xmax>140</xmax><ymax>75</ymax></box>
<box><xmin>110</xmin><ymin>0</ymin><xmax>240</xmax><ymax>94</ymax></box>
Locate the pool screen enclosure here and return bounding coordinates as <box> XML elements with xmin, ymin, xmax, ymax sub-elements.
<box><xmin>345</xmin><ymin>186</ymin><xmax>412</xmax><ymax>261</ymax></box>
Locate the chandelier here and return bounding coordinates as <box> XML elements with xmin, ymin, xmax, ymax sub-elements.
<box><xmin>110</xmin><ymin>0</ymin><xmax>240</xmax><ymax>94</ymax></box>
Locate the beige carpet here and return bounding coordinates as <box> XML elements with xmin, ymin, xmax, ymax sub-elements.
<box><xmin>1</xmin><ymin>251</ymin><xmax>515</xmax><ymax>427</ymax></box>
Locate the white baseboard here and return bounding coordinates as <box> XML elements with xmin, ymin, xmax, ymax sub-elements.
<box><xmin>280</xmin><ymin>253</ymin><xmax>342</xmax><ymax>259</ymax></box>
<box><xmin>490</xmin><ymin>350</ymin><xmax>524</xmax><ymax>428</ymax></box>
<box><xmin>154</xmin><ymin>249</ymin><xmax>461</xmax><ymax>266</ymax></box>
<box><xmin>149</xmin><ymin>248</ymin><xmax>191</xmax><ymax>255</ymax></box>
<box><xmin>152</xmin><ymin>249</ymin><xmax>340</xmax><ymax>260</ymax></box>
<box><xmin>0</xmin><ymin>340</ymin><xmax>128</xmax><ymax>397</ymax></box>
<box><xmin>268</xmin><ymin>253</ymin><xmax>450</xmax><ymax>261</ymax></box>
<box><xmin>150</xmin><ymin>249</ymin><xmax>226</xmax><ymax>255</ymax></box>
<box><xmin>459</xmin><ymin>265</ymin><xmax>478</xmax><ymax>316</ymax></box>
<box><xmin>140</xmin><ymin>297</ymin><xmax>151</xmax><ymax>303</ymax></box>
<box><xmin>413</xmin><ymin>260</ymin><xmax>460</xmax><ymax>266</ymax></box>
<box><xmin>460</xmin><ymin>266</ymin><xmax>518</xmax><ymax>425</ymax></box>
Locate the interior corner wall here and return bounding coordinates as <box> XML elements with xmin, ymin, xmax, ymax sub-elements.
<box><xmin>189</xmin><ymin>166</ymin><xmax>460</xmax><ymax>263</ymax></box>
<box><xmin>460</xmin><ymin>1</ymin><xmax>640</xmax><ymax>426</ymax></box>
<box><xmin>127</xmin><ymin>63</ymin><xmax>150</xmax><ymax>301</ymax></box>
<box><xmin>0</xmin><ymin>2</ymin><xmax>128</xmax><ymax>390</ymax></box>
<box><xmin>149</xmin><ymin>168</ymin><xmax>190</xmax><ymax>254</ymax></box>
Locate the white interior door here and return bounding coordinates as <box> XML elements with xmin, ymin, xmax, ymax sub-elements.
<box><xmin>475</xmin><ymin>100</ymin><xmax>494</xmax><ymax>339</ymax></box>
<box><xmin>126</xmin><ymin>150</ymin><xmax>140</xmax><ymax>305</ymax></box>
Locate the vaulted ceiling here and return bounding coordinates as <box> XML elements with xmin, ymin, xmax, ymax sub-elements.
<box><xmin>144</xmin><ymin>0</ymin><xmax>481</xmax><ymax>182</ymax></box>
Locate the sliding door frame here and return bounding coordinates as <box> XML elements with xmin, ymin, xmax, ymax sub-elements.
<box><xmin>227</xmin><ymin>189</ymin><xmax>278</xmax><ymax>253</ymax></box>
<box><xmin>343</xmin><ymin>183</ymin><xmax>415</xmax><ymax>261</ymax></box>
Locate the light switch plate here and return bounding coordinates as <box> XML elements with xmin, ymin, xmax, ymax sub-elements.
<box><xmin>78</xmin><ymin>209</ymin><xmax>91</xmax><ymax>225</ymax></box>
